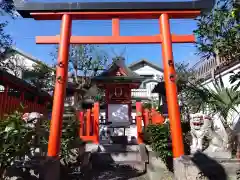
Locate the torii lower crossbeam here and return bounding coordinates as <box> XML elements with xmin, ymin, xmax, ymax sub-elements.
<box><xmin>36</xmin><ymin>34</ymin><xmax>195</xmax><ymax>44</ymax></box>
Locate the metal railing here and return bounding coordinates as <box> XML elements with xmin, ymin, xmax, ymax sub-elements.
<box><xmin>64</xmin><ymin>89</ymin><xmax>159</xmax><ymax>106</ymax></box>
<box><xmin>192</xmin><ymin>56</ymin><xmax>236</xmax><ymax>80</ymax></box>
<box><xmin>131</xmin><ymin>89</ymin><xmax>158</xmax><ymax>99</ymax></box>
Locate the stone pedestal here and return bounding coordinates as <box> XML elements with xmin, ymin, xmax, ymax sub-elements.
<box><xmin>43</xmin><ymin>157</ymin><xmax>60</xmax><ymax>180</ymax></box>
<box><xmin>204</xmin><ymin>151</ymin><xmax>232</xmax><ymax>159</ymax></box>
<box><xmin>174</xmin><ymin>152</ymin><xmax>240</xmax><ymax>180</ymax></box>
<box><xmin>146</xmin><ymin>146</ymin><xmax>174</xmax><ymax>180</ymax></box>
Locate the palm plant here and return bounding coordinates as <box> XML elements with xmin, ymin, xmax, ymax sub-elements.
<box><xmin>182</xmin><ymin>76</ymin><xmax>240</xmax><ymax>155</ymax></box>
<box><xmin>175</xmin><ymin>62</ymin><xmax>240</xmax><ymax>156</ymax></box>
<box><xmin>175</xmin><ymin>62</ymin><xmax>211</xmax><ymax>115</ymax></box>
<box><xmin>205</xmin><ymin>78</ymin><xmax>240</xmax><ymax>156</ymax></box>
<box><xmin>206</xmin><ymin>78</ymin><xmax>240</xmax><ymax>126</ymax></box>
<box><xmin>230</xmin><ymin>71</ymin><xmax>240</xmax><ymax>91</ymax></box>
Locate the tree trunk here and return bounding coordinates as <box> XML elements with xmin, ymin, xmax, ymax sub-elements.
<box><xmin>236</xmin><ymin>133</ymin><xmax>240</xmax><ymax>159</ymax></box>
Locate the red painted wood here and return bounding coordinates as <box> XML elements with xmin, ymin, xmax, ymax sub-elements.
<box><xmin>79</xmin><ymin>111</ymin><xmax>84</xmax><ymax>138</ymax></box>
<box><xmin>105</xmin><ymin>88</ymin><xmax>109</xmax><ymax>121</ymax></box>
<box><xmin>24</xmin><ymin>8</ymin><xmax>198</xmax><ymax>161</ymax></box>
<box><xmin>79</xmin><ymin>105</ymin><xmax>100</xmax><ymax>144</ymax></box>
<box><xmin>151</xmin><ymin>110</ymin><xmax>164</xmax><ymax>125</ymax></box>
<box><xmin>143</xmin><ymin>109</ymin><xmax>149</xmax><ymax>127</ymax></box>
<box><xmin>93</xmin><ymin>102</ymin><xmax>99</xmax><ymax>143</ymax></box>
<box><xmin>86</xmin><ymin>109</ymin><xmax>91</xmax><ymax>136</ymax></box>
<box><xmin>136</xmin><ymin>102</ymin><xmax>143</xmax><ymax>144</ymax></box>
<box><xmin>36</xmin><ymin>34</ymin><xmax>195</xmax><ymax>44</ymax></box>
<box><xmin>5</xmin><ymin>88</ymin><xmax>10</xmax><ymax>115</ymax></box>
<box><xmin>0</xmin><ymin>85</ymin><xmax>49</xmax><ymax>120</ymax></box>
<box><xmin>0</xmin><ymin>92</ymin><xmax>3</xmax><ymax>119</ymax></box>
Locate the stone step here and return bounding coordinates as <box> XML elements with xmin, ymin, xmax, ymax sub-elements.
<box><xmin>86</xmin><ymin>144</ymin><xmax>148</xmax><ymax>162</ymax></box>
<box><xmin>117</xmin><ymin>161</ymin><xmax>146</xmax><ymax>172</ymax></box>
<box><xmin>98</xmin><ymin>144</ymin><xmax>141</xmax><ymax>153</ymax></box>
<box><xmin>92</xmin><ymin>151</ymin><xmax>141</xmax><ymax>162</ymax></box>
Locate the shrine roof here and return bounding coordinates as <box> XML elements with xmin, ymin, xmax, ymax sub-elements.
<box><xmin>92</xmin><ymin>57</ymin><xmax>145</xmax><ymax>83</ymax></box>
<box><xmin>15</xmin><ymin>0</ymin><xmax>215</xmax><ymax>18</ymax></box>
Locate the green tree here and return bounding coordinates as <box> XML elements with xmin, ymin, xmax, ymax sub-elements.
<box><xmin>23</xmin><ymin>62</ymin><xmax>55</xmax><ymax>91</ymax></box>
<box><xmin>0</xmin><ymin>0</ymin><xmax>24</xmax><ymax>74</ymax></box>
<box><xmin>194</xmin><ymin>0</ymin><xmax>240</xmax><ymax>61</ymax></box>
<box><xmin>176</xmin><ymin>62</ymin><xmax>240</xmax><ymax>125</ymax></box>
<box><xmin>193</xmin><ymin>0</ymin><xmax>240</xmax><ymax>155</ymax></box>
<box><xmin>175</xmin><ymin>62</ymin><xmax>208</xmax><ymax>116</ymax></box>
<box><xmin>0</xmin><ymin>0</ymin><xmax>15</xmax><ymax>59</ymax></box>
<box><xmin>175</xmin><ymin>63</ymin><xmax>240</xmax><ymax>155</ymax></box>
<box><xmin>51</xmin><ymin>44</ymin><xmax>109</xmax><ymax>110</ymax></box>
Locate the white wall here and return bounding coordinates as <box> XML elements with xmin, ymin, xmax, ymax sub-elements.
<box><xmin>203</xmin><ymin>63</ymin><xmax>240</xmax><ymax>90</ymax></box>
<box><xmin>132</xmin><ymin>65</ymin><xmax>163</xmax><ymax>77</ymax></box>
<box><xmin>3</xmin><ymin>53</ymin><xmax>37</xmax><ymax>79</ymax></box>
<box><xmin>202</xmin><ymin>63</ymin><xmax>240</xmax><ymax>129</ymax></box>
<box><xmin>131</xmin><ymin>65</ymin><xmax>163</xmax><ymax>99</ymax></box>
<box><xmin>145</xmin><ymin>81</ymin><xmax>159</xmax><ymax>92</ymax></box>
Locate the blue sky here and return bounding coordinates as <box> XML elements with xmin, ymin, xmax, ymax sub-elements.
<box><xmin>3</xmin><ymin>0</ymin><xmax>200</xmax><ymax>68</ymax></box>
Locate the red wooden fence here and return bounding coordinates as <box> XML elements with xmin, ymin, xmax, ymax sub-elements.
<box><xmin>78</xmin><ymin>102</ymin><xmax>99</xmax><ymax>144</ymax></box>
<box><xmin>136</xmin><ymin>102</ymin><xmax>165</xmax><ymax>143</ymax></box>
<box><xmin>0</xmin><ymin>69</ymin><xmax>52</xmax><ymax>119</ymax></box>
<box><xmin>79</xmin><ymin>101</ymin><xmax>165</xmax><ymax>144</ymax></box>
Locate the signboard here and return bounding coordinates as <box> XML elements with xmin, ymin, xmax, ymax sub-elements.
<box><xmin>108</xmin><ymin>104</ymin><xmax>129</xmax><ymax>123</ymax></box>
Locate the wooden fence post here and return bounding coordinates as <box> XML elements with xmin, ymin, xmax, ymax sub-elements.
<box><xmin>136</xmin><ymin>102</ymin><xmax>143</xmax><ymax>144</ymax></box>
<box><xmin>79</xmin><ymin>111</ymin><xmax>84</xmax><ymax>138</ymax></box>
<box><xmin>143</xmin><ymin>108</ymin><xmax>149</xmax><ymax>127</ymax></box>
<box><xmin>93</xmin><ymin>102</ymin><xmax>99</xmax><ymax>144</ymax></box>
<box><xmin>86</xmin><ymin>109</ymin><xmax>91</xmax><ymax>137</ymax></box>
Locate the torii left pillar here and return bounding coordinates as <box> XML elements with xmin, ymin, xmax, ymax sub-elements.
<box><xmin>45</xmin><ymin>14</ymin><xmax>72</xmax><ymax>180</ymax></box>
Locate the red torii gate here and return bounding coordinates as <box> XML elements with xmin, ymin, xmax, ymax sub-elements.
<box><xmin>15</xmin><ymin>0</ymin><xmax>214</xmax><ymax>175</ymax></box>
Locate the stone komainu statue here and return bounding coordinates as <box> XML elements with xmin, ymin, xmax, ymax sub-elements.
<box><xmin>190</xmin><ymin>113</ymin><xmax>211</xmax><ymax>153</ymax></box>
<box><xmin>190</xmin><ymin>113</ymin><xmax>230</xmax><ymax>157</ymax></box>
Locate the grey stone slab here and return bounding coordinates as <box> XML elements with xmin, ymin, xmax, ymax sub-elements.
<box><xmin>15</xmin><ymin>0</ymin><xmax>215</xmax><ymax>18</ymax></box>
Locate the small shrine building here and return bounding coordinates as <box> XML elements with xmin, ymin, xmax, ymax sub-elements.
<box><xmin>92</xmin><ymin>57</ymin><xmax>145</xmax><ymax>143</ymax></box>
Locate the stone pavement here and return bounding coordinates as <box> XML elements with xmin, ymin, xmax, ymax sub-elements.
<box><xmin>89</xmin><ymin>163</ymin><xmax>174</xmax><ymax>180</ymax></box>
<box><xmin>90</xmin><ymin>163</ymin><xmax>149</xmax><ymax>180</ymax></box>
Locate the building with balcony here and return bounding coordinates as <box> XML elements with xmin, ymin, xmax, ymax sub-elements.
<box><xmin>128</xmin><ymin>59</ymin><xmax>163</xmax><ymax>103</ymax></box>
<box><xmin>0</xmin><ymin>47</ymin><xmax>46</xmax><ymax>79</ymax></box>
<box><xmin>192</xmin><ymin>56</ymin><xmax>240</xmax><ymax>129</ymax></box>
<box><xmin>0</xmin><ymin>47</ymin><xmax>52</xmax><ymax>118</ymax></box>
<box><xmin>192</xmin><ymin>55</ymin><xmax>240</xmax><ymax>84</ymax></box>
<box><xmin>0</xmin><ymin>47</ymin><xmax>53</xmax><ymax>91</ymax></box>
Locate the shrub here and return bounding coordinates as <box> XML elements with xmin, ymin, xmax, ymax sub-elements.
<box><xmin>0</xmin><ymin>110</ymin><xmax>35</xmax><ymax>177</ymax></box>
<box><xmin>41</xmin><ymin>115</ymin><xmax>84</xmax><ymax>166</ymax></box>
<box><xmin>143</xmin><ymin>121</ymin><xmax>192</xmax><ymax>171</ymax></box>
<box><xmin>144</xmin><ymin>123</ymin><xmax>172</xmax><ymax>164</ymax></box>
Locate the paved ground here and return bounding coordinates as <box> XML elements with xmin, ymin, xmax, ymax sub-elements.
<box><xmin>90</xmin><ymin>163</ymin><xmax>149</xmax><ymax>180</ymax></box>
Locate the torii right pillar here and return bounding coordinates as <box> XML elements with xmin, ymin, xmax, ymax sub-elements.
<box><xmin>160</xmin><ymin>13</ymin><xmax>185</xmax><ymax>175</ymax></box>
